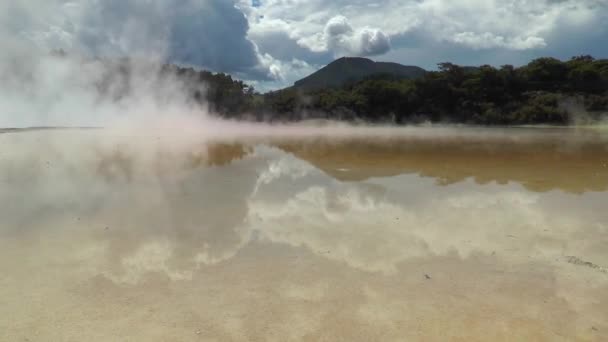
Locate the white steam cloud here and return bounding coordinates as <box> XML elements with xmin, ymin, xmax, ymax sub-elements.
<box><xmin>0</xmin><ymin>53</ymin><xmax>213</xmax><ymax>128</ymax></box>
<box><xmin>0</xmin><ymin>1</ymin><xmax>202</xmax><ymax>128</ymax></box>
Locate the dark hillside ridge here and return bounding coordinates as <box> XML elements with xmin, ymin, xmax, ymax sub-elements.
<box><xmin>293</xmin><ymin>57</ymin><xmax>426</xmax><ymax>90</ymax></box>
<box><xmin>264</xmin><ymin>56</ymin><xmax>608</xmax><ymax>125</ymax></box>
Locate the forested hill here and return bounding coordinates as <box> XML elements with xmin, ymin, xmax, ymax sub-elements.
<box><xmin>43</xmin><ymin>52</ymin><xmax>608</xmax><ymax>125</ymax></box>
<box><xmin>259</xmin><ymin>56</ymin><xmax>608</xmax><ymax>125</ymax></box>
<box><xmin>293</xmin><ymin>57</ymin><xmax>426</xmax><ymax>90</ymax></box>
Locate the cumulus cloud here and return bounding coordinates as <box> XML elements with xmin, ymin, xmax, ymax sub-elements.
<box><xmin>247</xmin><ymin>53</ymin><xmax>319</xmax><ymax>91</ymax></box>
<box><xmin>240</xmin><ymin>0</ymin><xmax>608</xmax><ymax>81</ymax></box>
<box><xmin>450</xmin><ymin>32</ymin><xmax>547</xmax><ymax>50</ymax></box>
<box><xmin>323</xmin><ymin>16</ymin><xmax>391</xmax><ymax>57</ymax></box>
<box><xmin>246</xmin><ymin>0</ymin><xmax>603</xmax><ymax>52</ymax></box>
<box><xmin>357</xmin><ymin>28</ymin><xmax>392</xmax><ymax>56</ymax></box>
<box><xmin>264</xmin><ymin>15</ymin><xmax>391</xmax><ymax>58</ymax></box>
<box><xmin>3</xmin><ymin>0</ymin><xmax>608</xmax><ymax>89</ymax></box>
<box><xmin>3</xmin><ymin>0</ymin><xmax>277</xmax><ymax>80</ymax></box>
<box><xmin>246</xmin><ymin>149</ymin><xmax>606</xmax><ymax>275</ymax></box>
<box><xmin>325</xmin><ymin>16</ymin><xmax>353</xmax><ymax>37</ymax></box>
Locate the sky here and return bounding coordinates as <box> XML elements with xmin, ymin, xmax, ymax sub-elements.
<box><xmin>2</xmin><ymin>0</ymin><xmax>608</xmax><ymax>91</ymax></box>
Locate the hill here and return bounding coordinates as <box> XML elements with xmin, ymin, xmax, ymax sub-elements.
<box><xmin>261</xmin><ymin>56</ymin><xmax>608</xmax><ymax>125</ymax></box>
<box><xmin>293</xmin><ymin>57</ymin><xmax>426</xmax><ymax>90</ymax></box>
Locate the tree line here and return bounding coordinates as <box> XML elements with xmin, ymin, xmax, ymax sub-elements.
<box><xmin>257</xmin><ymin>56</ymin><xmax>608</xmax><ymax>125</ymax></box>
<box><xmin>51</xmin><ymin>51</ymin><xmax>608</xmax><ymax>125</ymax></box>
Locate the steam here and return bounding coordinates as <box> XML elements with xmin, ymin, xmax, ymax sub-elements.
<box><xmin>2</xmin><ymin>3</ymin><xmax>608</xmax><ymax>341</ymax></box>
<box><xmin>0</xmin><ymin>0</ymin><xmax>257</xmax><ymax>130</ymax></box>
<box><xmin>0</xmin><ymin>50</ymin><xmax>211</xmax><ymax>128</ymax></box>
<box><xmin>559</xmin><ymin>96</ymin><xmax>608</xmax><ymax>126</ymax></box>
<box><xmin>2</xmin><ymin>129</ymin><xmax>607</xmax><ymax>341</ymax></box>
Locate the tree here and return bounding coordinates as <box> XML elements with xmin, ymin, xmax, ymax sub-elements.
<box><xmin>522</xmin><ymin>57</ymin><xmax>568</xmax><ymax>91</ymax></box>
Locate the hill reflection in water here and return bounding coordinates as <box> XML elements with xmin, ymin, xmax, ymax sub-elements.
<box><xmin>0</xmin><ymin>127</ymin><xmax>607</xmax><ymax>341</ymax></box>
<box><xmin>276</xmin><ymin>130</ymin><xmax>608</xmax><ymax>193</ymax></box>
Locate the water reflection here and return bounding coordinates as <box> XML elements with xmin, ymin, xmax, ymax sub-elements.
<box><xmin>1</xmin><ymin>128</ymin><xmax>607</xmax><ymax>341</ymax></box>
<box><xmin>276</xmin><ymin>131</ymin><xmax>608</xmax><ymax>193</ymax></box>
<box><xmin>248</xmin><ymin>147</ymin><xmax>608</xmax><ymax>274</ymax></box>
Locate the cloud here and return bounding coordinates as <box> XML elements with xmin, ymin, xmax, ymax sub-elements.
<box><xmin>13</xmin><ymin>135</ymin><xmax>597</xmax><ymax>280</ymax></box>
<box><xmin>240</xmin><ymin>0</ymin><xmax>608</xmax><ymax>84</ymax></box>
<box><xmin>450</xmin><ymin>32</ymin><xmax>546</xmax><ymax>50</ymax></box>
<box><xmin>258</xmin><ymin>55</ymin><xmax>316</xmax><ymax>82</ymax></box>
<box><xmin>3</xmin><ymin>0</ymin><xmax>277</xmax><ymax>80</ymax></box>
<box><xmin>79</xmin><ymin>0</ymin><xmax>275</xmax><ymax>79</ymax></box>
<box><xmin>357</xmin><ymin>28</ymin><xmax>392</xmax><ymax>56</ymax></box>
<box><xmin>325</xmin><ymin>15</ymin><xmax>353</xmax><ymax>37</ymax></box>
<box><xmin>253</xmin><ymin>14</ymin><xmax>391</xmax><ymax>58</ymax></box>
<box><xmin>323</xmin><ymin>16</ymin><xmax>391</xmax><ymax>57</ymax></box>
<box><xmin>245</xmin><ymin>149</ymin><xmax>606</xmax><ymax>275</ymax></box>
<box><xmin>3</xmin><ymin>0</ymin><xmax>608</xmax><ymax>89</ymax></box>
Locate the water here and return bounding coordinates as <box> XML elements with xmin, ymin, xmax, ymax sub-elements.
<box><xmin>1</xmin><ymin>127</ymin><xmax>607</xmax><ymax>341</ymax></box>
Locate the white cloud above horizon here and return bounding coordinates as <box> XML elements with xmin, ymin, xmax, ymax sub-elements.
<box><xmin>2</xmin><ymin>0</ymin><xmax>607</xmax><ymax>90</ymax></box>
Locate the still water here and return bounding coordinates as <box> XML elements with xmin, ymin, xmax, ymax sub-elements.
<box><xmin>1</xmin><ymin>127</ymin><xmax>607</xmax><ymax>341</ymax></box>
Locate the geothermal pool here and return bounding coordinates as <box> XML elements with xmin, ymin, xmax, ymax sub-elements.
<box><xmin>1</xmin><ymin>127</ymin><xmax>607</xmax><ymax>341</ymax></box>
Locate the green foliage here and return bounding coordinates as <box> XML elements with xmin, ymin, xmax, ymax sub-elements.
<box><xmin>95</xmin><ymin>55</ymin><xmax>607</xmax><ymax>125</ymax></box>
<box><xmin>510</xmin><ymin>93</ymin><xmax>568</xmax><ymax>124</ymax></box>
<box><xmin>585</xmin><ymin>94</ymin><xmax>608</xmax><ymax>111</ymax></box>
<box><xmin>55</xmin><ymin>53</ymin><xmax>608</xmax><ymax>125</ymax></box>
<box><xmin>259</xmin><ymin>56</ymin><xmax>608</xmax><ymax>125</ymax></box>
<box><xmin>156</xmin><ymin>63</ymin><xmax>256</xmax><ymax>117</ymax></box>
<box><xmin>293</xmin><ymin>57</ymin><xmax>426</xmax><ymax>90</ymax></box>
<box><xmin>521</xmin><ymin>57</ymin><xmax>569</xmax><ymax>91</ymax></box>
